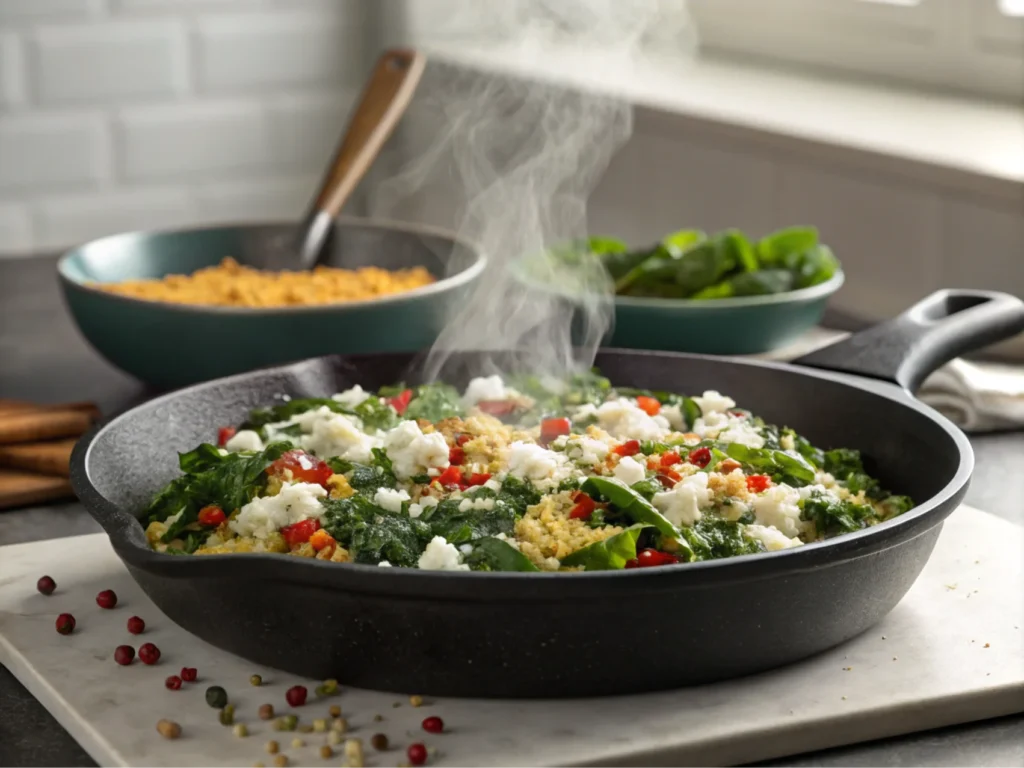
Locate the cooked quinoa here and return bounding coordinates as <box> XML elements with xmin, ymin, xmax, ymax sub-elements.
<box><xmin>143</xmin><ymin>373</ymin><xmax>913</xmax><ymax>572</ymax></box>
<box><xmin>93</xmin><ymin>256</ymin><xmax>435</xmax><ymax>308</ymax></box>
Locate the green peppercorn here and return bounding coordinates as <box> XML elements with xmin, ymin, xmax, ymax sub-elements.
<box><xmin>315</xmin><ymin>679</ymin><xmax>339</xmax><ymax>697</ymax></box>
<box><xmin>250</xmin><ymin>674</ymin><xmax>263</xmax><ymax>686</ymax></box>
<box><xmin>205</xmin><ymin>686</ymin><xmax>228</xmax><ymax>709</ymax></box>
<box><xmin>219</xmin><ymin>704</ymin><xmax>235</xmax><ymax>726</ymax></box>
<box><xmin>281</xmin><ymin>714</ymin><xmax>298</xmax><ymax>731</ymax></box>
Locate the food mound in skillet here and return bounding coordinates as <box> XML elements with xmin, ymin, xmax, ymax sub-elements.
<box><xmin>144</xmin><ymin>373</ymin><xmax>913</xmax><ymax>572</ymax></box>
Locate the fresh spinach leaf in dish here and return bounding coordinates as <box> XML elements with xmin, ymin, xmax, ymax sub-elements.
<box><xmin>548</xmin><ymin>226</ymin><xmax>839</xmax><ymax>300</ymax></box>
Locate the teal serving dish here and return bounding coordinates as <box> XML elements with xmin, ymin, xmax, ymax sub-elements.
<box><xmin>608</xmin><ymin>270</ymin><xmax>845</xmax><ymax>355</ymax></box>
<box><xmin>57</xmin><ymin>218</ymin><xmax>485</xmax><ymax>390</ymax></box>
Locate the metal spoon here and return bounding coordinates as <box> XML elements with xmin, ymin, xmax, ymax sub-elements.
<box><xmin>254</xmin><ymin>48</ymin><xmax>427</xmax><ymax>271</ymax></box>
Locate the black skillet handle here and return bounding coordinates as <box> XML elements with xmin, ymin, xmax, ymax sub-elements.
<box><xmin>793</xmin><ymin>290</ymin><xmax>1024</xmax><ymax>393</ymax></box>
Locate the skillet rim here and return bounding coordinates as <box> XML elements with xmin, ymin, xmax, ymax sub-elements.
<box><xmin>70</xmin><ymin>348</ymin><xmax>974</xmax><ymax>596</ymax></box>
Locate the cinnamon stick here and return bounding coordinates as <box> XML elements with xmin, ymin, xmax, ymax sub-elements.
<box><xmin>0</xmin><ymin>438</ymin><xmax>77</xmax><ymax>477</ymax></box>
<box><xmin>0</xmin><ymin>401</ymin><xmax>100</xmax><ymax>444</ymax></box>
<box><xmin>0</xmin><ymin>469</ymin><xmax>74</xmax><ymax>510</ymax></box>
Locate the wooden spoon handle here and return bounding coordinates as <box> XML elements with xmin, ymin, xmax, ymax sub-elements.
<box><xmin>311</xmin><ymin>48</ymin><xmax>426</xmax><ymax>218</ymax></box>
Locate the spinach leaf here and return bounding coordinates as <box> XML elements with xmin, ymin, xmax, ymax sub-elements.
<box><xmin>463</xmin><ymin>537</ymin><xmax>540</xmax><ymax>572</ymax></box>
<box><xmin>725</xmin><ymin>443</ymin><xmax>816</xmax><ymax>487</ymax></box>
<box><xmin>495</xmin><ymin>476</ymin><xmax>542</xmax><ymax>516</ymax></box>
<box><xmin>756</xmin><ymin>226</ymin><xmax>819</xmax><ymax>267</ymax></box>
<box><xmin>800</xmin><ymin>491</ymin><xmax>876</xmax><ymax>537</ymax></box>
<box><xmin>602</xmin><ymin>245</ymin><xmax>659</xmax><ymax>282</ymax></box>
<box><xmin>580</xmin><ymin>477</ymin><xmax>693</xmax><ymax>559</ymax></box>
<box><xmin>145</xmin><ymin>442</ymin><xmax>292</xmax><ymax>541</ymax></box>
<box><xmin>345</xmin><ymin>460</ymin><xmax>397</xmax><ymax>498</ymax></box>
<box><xmin>321</xmin><ymin>495</ymin><xmax>431</xmax><ymax>567</ymax></box>
<box><xmin>560</xmin><ymin>524</ymin><xmax>649</xmax><ymax>570</ymax></box>
<box><xmin>792</xmin><ymin>245</ymin><xmax>839</xmax><ymax>288</ymax></box>
<box><xmin>691</xmin><ymin>268</ymin><xmax>795</xmax><ymax>299</ymax></box>
<box><xmin>630</xmin><ymin>478</ymin><xmax>662</xmax><ymax>501</ymax></box>
<box><xmin>683</xmin><ymin>516</ymin><xmax>765</xmax><ymax>560</ymax></box>
<box><xmin>424</xmin><ymin>498</ymin><xmax>517</xmax><ymax>546</ymax></box>
<box><xmin>782</xmin><ymin>428</ymin><xmax>824</xmax><ymax>467</ymax></box>
<box><xmin>622</xmin><ymin>233</ymin><xmax>741</xmax><ymax>298</ymax></box>
<box><xmin>353</xmin><ymin>397</ymin><xmax>400</xmax><ymax>431</ymax></box>
<box><xmin>662</xmin><ymin>228</ymin><xmax>707</xmax><ymax>255</ymax></box>
<box><xmin>877</xmin><ymin>494</ymin><xmax>914</xmax><ymax>519</ymax></box>
<box><xmin>404</xmin><ymin>383</ymin><xmax>464</xmax><ymax>422</ymax></box>
<box><xmin>822</xmin><ymin>448</ymin><xmax>879</xmax><ymax>495</ymax></box>
<box><xmin>242</xmin><ymin>398</ymin><xmax>345</xmax><ymax>431</ymax></box>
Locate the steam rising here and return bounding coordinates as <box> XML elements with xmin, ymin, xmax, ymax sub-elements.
<box><xmin>370</xmin><ymin>0</ymin><xmax>697</xmax><ymax>383</ymax></box>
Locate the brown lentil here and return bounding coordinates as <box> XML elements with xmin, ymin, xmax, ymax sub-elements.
<box><xmin>266</xmin><ymin>740</ymin><xmax>280</xmax><ymax>754</ymax></box>
<box><xmin>328</xmin><ymin>705</ymin><xmax>342</xmax><ymax>718</ymax></box>
<box><xmin>156</xmin><ymin>719</ymin><xmax>181</xmax><ymax>739</ymax></box>
<box><xmin>319</xmin><ymin>745</ymin><xmax>333</xmax><ymax>759</ymax></box>
<box><xmin>409</xmin><ymin>694</ymin><xmax>424</xmax><ymax>707</ymax></box>
<box><xmin>273</xmin><ymin>756</ymin><xmax>289</xmax><ymax>768</ymax></box>
<box><xmin>331</xmin><ymin>717</ymin><xmax>348</xmax><ymax>733</ymax></box>
<box><xmin>373</xmin><ymin>714</ymin><xmax>383</xmax><ymax>722</ymax></box>
<box><xmin>370</xmin><ymin>733</ymin><xmax>389</xmax><ymax>751</ymax></box>
<box><xmin>259</xmin><ymin>704</ymin><xmax>275</xmax><ymax>720</ymax></box>
<box><xmin>344</xmin><ymin>738</ymin><xmax>364</xmax><ymax>768</ymax></box>
<box><xmin>298</xmin><ymin>724</ymin><xmax>314</xmax><ymax>734</ymax></box>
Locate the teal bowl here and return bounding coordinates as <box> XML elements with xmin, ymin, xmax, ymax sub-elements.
<box><xmin>608</xmin><ymin>272</ymin><xmax>845</xmax><ymax>354</ymax></box>
<box><xmin>57</xmin><ymin>218</ymin><xmax>485</xmax><ymax>390</ymax></box>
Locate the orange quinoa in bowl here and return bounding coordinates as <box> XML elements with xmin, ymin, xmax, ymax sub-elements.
<box><xmin>94</xmin><ymin>257</ymin><xmax>436</xmax><ymax>308</ymax></box>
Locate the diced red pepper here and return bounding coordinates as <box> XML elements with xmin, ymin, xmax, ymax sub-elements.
<box><xmin>449</xmin><ymin>446</ymin><xmax>466</xmax><ymax>465</ymax></box>
<box><xmin>746</xmin><ymin>474</ymin><xmax>773</xmax><ymax>493</ymax></box>
<box><xmin>281</xmin><ymin>518</ymin><xmax>321</xmax><ymax>547</ymax></box>
<box><xmin>568</xmin><ymin>491</ymin><xmax>596</xmax><ymax>520</ymax></box>
<box><xmin>456</xmin><ymin>434</ymin><xmax>472</xmax><ymax>446</ymax></box>
<box><xmin>625</xmin><ymin>548</ymin><xmax>679</xmax><ymax>569</ymax></box>
<box><xmin>614</xmin><ymin>440</ymin><xmax>641</xmax><ymax>457</ymax></box>
<box><xmin>729</xmin><ymin>410</ymin><xmax>746</xmax><ymax>419</ymax></box>
<box><xmin>387</xmin><ymin>389</ymin><xmax>414</xmax><ymax>415</ymax></box>
<box><xmin>659</xmin><ymin>451</ymin><xmax>681</xmax><ymax>467</ymax></box>
<box><xmin>268</xmin><ymin>450</ymin><xmax>333</xmax><ymax>488</ymax></box>
<box><xmin>635</xmin><ymin>396</ymin><xmax>661</xmax><ymax>416</ymax></box>
<box><xmin>539</xmin><ymin>417</ymin><xmax>571</xmax><ymax>446</ymax></box>
<box><xmin>197</xmin><ymin>505</ymin><xmax>226</xmax><ymax>527</ymax></box>
<box><xmin>687</xmin><ymin>446</ymin><xmax>712</xmax><ymax>469</ymax></box>
<box><xmin>656</xmin><ymin>468</ymin><xmax>682</xmax><ymax>488</ymax></box>
<box><xmin>465</xmin><ymin>473</ymin><xmax>492</xmax><ymax>487</ymax></box>
<box><xmin>477</xmin><ymin>400</ymin><xmax>518</xmax><ymax>416</ymax></box>
<box><xmin>217</xmin><ymin>426</ymin><xmax>236</xmax><ymax>447</ymax></box>
<box><xmin>309</xmin><ymin>529</ymin><xmax>336</xmax><ymax>553</ymax></box>
<box><xmin>437</xmin><ymin>465</ymin><xmax>465</xmax><ymax>488</ymax></box>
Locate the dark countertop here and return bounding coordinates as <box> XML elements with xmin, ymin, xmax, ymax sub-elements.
<box><xmin>1</xmin><ymin>255</ymin><xmax>1022</xmax><ymax>767</ymax></box>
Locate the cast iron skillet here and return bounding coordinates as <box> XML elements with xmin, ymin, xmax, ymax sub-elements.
<box><xmin>71</xmin><ymin>289</ymin><xmax>1024</xmax><ymax>698</ymax></box>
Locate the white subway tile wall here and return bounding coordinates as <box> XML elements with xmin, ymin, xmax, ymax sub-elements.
<box><xmin>0</xmin><ymin>0</ymin><xmax>365</xmax><ymax>255</ymax></box>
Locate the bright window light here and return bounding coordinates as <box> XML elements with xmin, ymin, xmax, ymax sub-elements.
<box><xmin>999</xmin><ymin>0</ymin><xmax>1024</xmax><ymax>16</ymax></box>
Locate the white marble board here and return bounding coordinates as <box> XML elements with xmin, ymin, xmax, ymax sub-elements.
<box><xmin>1</xmin><ymin>505</ymin><xmax>1022</xmax><ymax>768</ymax></box>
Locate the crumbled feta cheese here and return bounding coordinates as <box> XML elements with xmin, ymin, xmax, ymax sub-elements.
<box><xmin>378</xmin><ymin>560</ymin><xmax>393</xmax><ymax>567</ymax></box>
<box><xmin>565</xmin><ymin>436</ymin><xmax>610</xmax><ymax>466</ymax></box>
<box><xmin>613</xmin><ymin>455</ymin><xmax>646</xmax><ymax>486</ymax></box>
<box><xmin>458</xmin><ymin>497</ymin><xmax>496</xmax><ymax>512</ymax></box>
<box><xmin>744</xmin><ymin>524</ymin><xmax>804</xmax><ymax>551</ymax></box>
<box><xmin>596</xmin><ymin>398</ymin><xmax>670</xmax><ymax>441</ymax></box>
<box><xmin>463</xmin><ymin>375</ymin><xmax>508</xmax><ymax>406</ymax></box>
<box><xmin>459</xmin><ymin>543</ymin><xmax>474</xmax><ymax>555</ymax></box>
<box><xmin>751</xmin><ymin>484</ymin><xmax>808</xmax><ymax>538</ymax></box>
<box><xmin>570</xmin><ymin>402</ymin><xmax>599</xmax><ymax>424</ymax></box>
<box><xmin>652</xmin><ymin>472</ymin><xmax>711</xmax><ymax>527</ymax></box>
<box><xmin>383</xmin><ymin>420</ymin><xmax>450</xmax><ymax>480</ymax></box>
<box><xmin>417</xmin><ymin>536</ymin><xmax>470</xmax><ymax>571</ymax></box>
<box><xmin>408</xmin><ymin>495</ymin><xmax>439</xmax><ymax>519</ymax></box>
<box><xmin>693</xmin><ymin>390</ymin><xmax>736</xmax><ymax>415</ymax></box>
<box><xmin>797</xmin><ymin>484</ymin><xmax>831</xmax><ymax>501</ymax></box>
<box><xmin>299</xmin><ymin>409</ymin><xmax>381</xmax><ymax>463</ymax></box>
<box><xmin>483</xmin><ymin>478</ymin><xmax>502</xmax><ymax>492</ymax></box>
<box><xmin>506</xmin><ymin>441</ymin><xmax>574</xmax><ymax>490</ymax></box>
<box><xmin>331</xmin><ymin>385</ymin><xmax>372</xmax><ymax>408</ymax></box>
<box><xmin>224</xmin><ymin>429</ymin><xmax>264</xmax><ymax>453</ymax></box>
<box><xmin>374</xmin><ymin>487</ymin><xmax>410</xmax><ymax>513</ymax></box>
<box><xmin>230</xmin><ymin>482</ymin><xmax>327</xmax><ymax>539</ymax></box>
<box><xmin>717</xmin><ymin>420</ymin><xmax>766</xmax><ymax>449</ymax></box>
<box><xmin>661</xmin><ymin>403</ymin><xmax>685</xmax><ymax>431</ymax></box>
<box><xmin>780</xmin><ymin>432</ymin><xmax>796</xmax><ymax>452</ymax></box>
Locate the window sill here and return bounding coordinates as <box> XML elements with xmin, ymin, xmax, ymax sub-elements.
<box><xmin>422</xmin><ymin>44</ymin><xmax>1024</xmax><ymax>207</ymax></box>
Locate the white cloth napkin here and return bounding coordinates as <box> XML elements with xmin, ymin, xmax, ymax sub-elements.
<box><xmin>748</xmin><ymin>328</ymin><xmax>1024</xmax><ymax>433</ymax></box>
